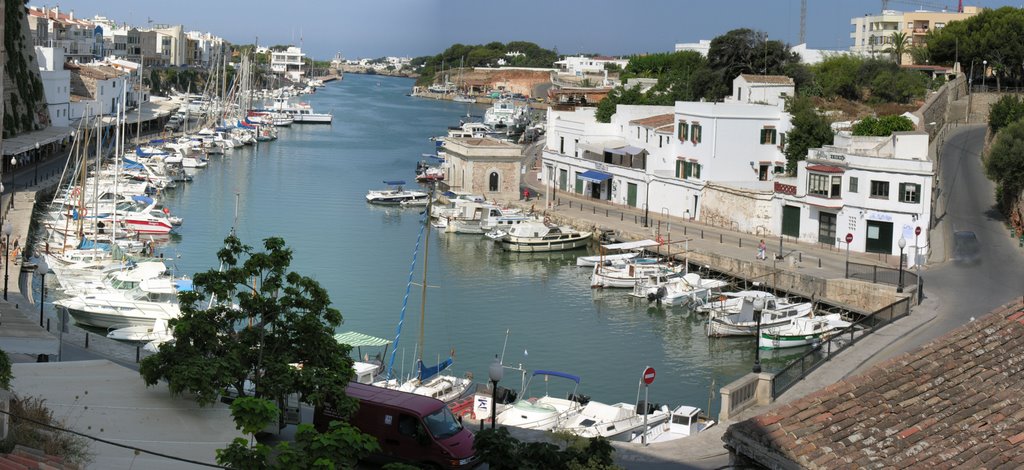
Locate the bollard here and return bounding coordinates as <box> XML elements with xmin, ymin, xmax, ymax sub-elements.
<box><xmin>46</xmin><ymin>319</ymin><xmax>50</xmax><ymax>332</ymax></box>
<box><xmin>1020</xmin><ymin>235</ymin><xmax>1023</xmax><ymax>248</ymax></box>
<box><xmin>739</xmin><ymin>238</ymin><xmax>742</xmax><ymax>248</ymax></box>
<box><xmin>580</xmin><ymin>204</ymin><xmax>583</xmax><ymax>212</ymax></box>
<box><xmin>85</xmin><ymin>333</ymin><xmax>89</xmax><ymax>348</ymax></box>
<box><xmin>701</xmin><ymin>229</ymin><xmax>704</xmax><ymax>239</ymax></box>
<box><xmin>605</xmin><ymin>209</ymin><xmax>608</xmax><ymax>217</ymax></box>
<box><xmin>684</xmin><ymin>226</ymin><xmax>687</xmax><ymax>236</ymax></box>
<box><xmin>720</xmin><ymin>234</ymin><xmax>723</xmax><ymax>243</ymax></box>
<box><xmin>569</xmin><ymin>201</ymin><xmax>572</xmax><ymax>208</ymax></box>
<box><xmin>592</xmin><ymin>206</ymin><xmax>595</xmax><ymax>214</ymax></box>
<box><xmin>818</xmin><ymin>258</ymin><xmax>822</xmax><ymax>268</ymax></box>
<box><xmin>799</xmin><ymin>252</ymin><xmax>803</xmax><ymax>263</ymax></box>
<box><xmin>634</xmin><ymin>215</ymin><xmax>637</xmax><ymax>224</ymax></box>
<box><xmin>136</xmin><ymin>346</ymin><xmax>141</xmax><ymax>363</ymax></box>
<box><xmin>620</xmin><ymin>212</ymin><xmax>623</xmax><ymax>221</ymax></box>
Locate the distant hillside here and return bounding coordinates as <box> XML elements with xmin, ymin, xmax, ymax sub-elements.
<box><xmin>411</xmin><ymin>41</ymin><xmax>557</xmax><ymax>86</ymax></box>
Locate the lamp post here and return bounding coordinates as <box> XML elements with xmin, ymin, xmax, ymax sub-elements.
<box><xmin>488</xmin><ymin>355</ymin><xmax>503</xmax><ymax>430</ymax></box>
<box><xmin>3</xmin><ymin>222</ymin><xmax>12</xmax><ymax>301</ymax></box>
<box><xmin>643</xmin><ymin>175</ymin><xmax>651</xmax><ymax>228</ymax></box>
<box><xmin>33</xmin><ymin>142</ymin><xmax>39</xmax><ymax>186</ymax></box>
<box><xmin>982</xmin><ymin>60</ymin><xmax>987</xmax><ymax>91</ymax></box>
<box><xmin>752</xmin><ymin>296</ymin><xmax>766</xmax><ymax>373</ymax></box>
<box><xmin>897</xmin><ymin>237</ymin><xmax>906</xmax><ymax>293</ymax></box>
<box><xmin>36</xmin><ymin>258</ymin><xmax>48</xmax><ymax>327</ymax></box>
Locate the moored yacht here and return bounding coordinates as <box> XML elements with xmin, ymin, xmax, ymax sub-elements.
<box><xmin>365</xmin><ymin>180</ymin><xmax>429</xmax><ymax>205</ymax></box>
<box><xmin>499</xmin><ymin>221</ymin><xmax>592</xmax><ymax>252</ymax></box>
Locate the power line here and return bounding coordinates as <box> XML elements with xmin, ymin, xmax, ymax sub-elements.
<box><xmin>0</xmin><ymin>406</ymin><xmax>227</xmax><ymax>469</ymax></box>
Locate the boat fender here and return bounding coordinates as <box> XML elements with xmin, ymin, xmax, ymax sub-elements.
<box><xmin>543</xmin><ymin>216</ymin><xmax>551</xmax><ymax>225</ymax></box>
<box><xmin>656</xmin><ymin>235</ymin><xmax>665</xmax><ymax>245</ymax></box>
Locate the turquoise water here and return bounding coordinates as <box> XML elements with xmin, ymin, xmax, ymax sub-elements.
<box><xmin>154</xmin><ymin>74</ymin><xmax>771</xmax><ymax>414</ymax></box>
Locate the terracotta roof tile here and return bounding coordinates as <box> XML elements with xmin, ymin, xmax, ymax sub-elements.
<box><xmin>628</xmin><ymin>113</ymin><xmax>674</xmax><ymax>129</ymax></box>
<box><xmin>723</xmin><ymin>301</ymin><xmax>1024</xmax><ymax>468</ymax></box>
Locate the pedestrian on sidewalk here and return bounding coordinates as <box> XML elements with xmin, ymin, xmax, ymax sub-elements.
<box><xmin>757</xmin><ymin>239</ymin><xmax>767</xmax><ymax>260</ymax></box>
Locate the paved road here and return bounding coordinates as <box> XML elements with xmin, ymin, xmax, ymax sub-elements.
<box><xmin>856</xmin><ymin>125</ymin><xmax>1024</xmax><ymax>364</ymax></box>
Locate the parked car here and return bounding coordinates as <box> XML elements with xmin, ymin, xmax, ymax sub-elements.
<box><xmin>952</xmin><ymin>230</ymin><xmax>981</xmax><ymax>265</ymax></box>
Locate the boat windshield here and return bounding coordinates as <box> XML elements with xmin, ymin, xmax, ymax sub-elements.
<box><xmin>423</xmin><ymin>406</ymin><xmax>463</xmax><ymax>440</ymax></box>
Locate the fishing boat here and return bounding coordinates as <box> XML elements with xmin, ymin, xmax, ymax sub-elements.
<box><xmin>53</xmin><ymin>278</ymin><xmax>191</xmax><ymax>329</ymax></box>
<box><xmin>378</xmin><ymin>188</ymin><xmax>473</xmax><ymax>403</ymax></box>
<box><xmin>499</xmin><ymin>221</ymin><xmax>592</xmax><ymax>252</ymax></box>
<box><xmin>495</xmin><ymin>370</ymin><xmax>586</xmax><ymax>430</ymax></box>
<box><xmin>758</xmin><ymin>314</ymin><xmax>852</xmax><ymax>349</ymax></box>
<box><xmin>628</xmin><ymin>405</ymin><xmax>715</xmax><ymax>444</ymax></box>
<box><xmin>632</xmin><ymin>272</ymin><xmax>730</xmax><ymax>306</ymax></box>
<box><xmin>576</xmin><ymin>239</ymin><xmax>658</xmax><ymax>267</ymax></box>
<box><xmin>591</xmin><ymin>258</ymin><xmax>680</xmax><ymax>289</ymax></box>
<box><xmin>706</xmin><ymin>296</ymin><xmax>814</xmax><ymax>337</ymax></box>
<box><xmin>555</xmin><ymin>399</ymin><xmax>671</xmax><ymax>441</ymax></box>
<box><xmin>365</xmin><ymin>180</ymin><xmax>429</xmax><ymax>205</ymax></box>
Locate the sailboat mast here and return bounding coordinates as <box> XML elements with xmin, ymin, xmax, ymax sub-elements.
<box><xmin>416</xmin><ymin>186</ymin><xmax>434</xmax><ymax>365</ymax></box>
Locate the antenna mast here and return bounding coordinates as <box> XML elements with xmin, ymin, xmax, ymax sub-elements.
<box><xmin>800</xmin><ymin>0</ymin><xmax>807</xmax><ymax>44</ymax></box>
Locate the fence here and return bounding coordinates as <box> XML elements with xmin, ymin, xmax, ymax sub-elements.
<box><xmin>845</xmin><ymin>260</ymin><xmax>919</xmax><ymax>288</ymax></box>
<box><xmin>770</xmin><ymin>296</ymin><xmax>913</xmax><ymax>398</ymax></box>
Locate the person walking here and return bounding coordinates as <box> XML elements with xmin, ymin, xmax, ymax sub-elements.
<box><xmin>757</xmin><ymin>239</ymin><xmax>767</xmax><ymax>260</ymax></box>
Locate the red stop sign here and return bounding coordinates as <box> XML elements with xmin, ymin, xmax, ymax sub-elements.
<box><xmin>915</xmin><ymin>226</ymin><xmax>921</xmax><ymax>236</ymax></box>
<box><xmin>845</xmin><ymin>233</ymin><xmax>854</xmax><ymax>244</ymax></box>
<box><xmin>642</xmin><ymin>367</ymin><xmax>656</xmax><ymax>385</ymax></box>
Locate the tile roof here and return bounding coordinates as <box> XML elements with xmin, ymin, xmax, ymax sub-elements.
<box><xmin>723</xmin><ymin>301</ymin><xmax>1024</xmax><ymax>469</ymax></box>
<box><xmin>655</xmin><ymin>124</ymin><xmax>674</xmax><ymax>134</ymax></box>
<box><xmin>738</xmin><ymin>74</ymin><xmax>794</xmax><ymax>85</ymax></box>
<box><xmin>806</xmin><ymin>164</ymin><xmax>845</xmax><ymax>173</ymax></box>
<box><xmin>629</xmin><ymin>114</ymin><xmax>674</xmax><ymax>128</ymax></box>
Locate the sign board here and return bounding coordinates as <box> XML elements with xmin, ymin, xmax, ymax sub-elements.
<box><xmin>915</xmin><ymin>226</ymin><xmax>921</xmax><ymax>236</ymax></box>
<box><xmin>642</xmin><ymin>367</ymin><xmax>656</xmax><ymax>385</ymax></box>
<box><xmin>845</xmin><ymin>233</ymin><xmax>854</xmax><ymax>244</ymax></box>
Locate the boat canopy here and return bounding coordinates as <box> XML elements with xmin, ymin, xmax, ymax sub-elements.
<box><xmin>532</xmin><ymin>370</ymin><xmax>581</xmax><ymax>384</ymax></box>
<box><xmin>383</xmin><ymin>180</ymin><xmax>406</xmax><ymax>186</ymax></box>
<box><xmin>131</xmin><ymin>195</ymin><xmax>154</xmax><ymax>205</ymax></box>
<box><xmin>77</xmin><ymin>239</ymin><xmax>111</xmax><ymax>250</ymax></box>
<box><xmin>333</xmin><ymin>331</ymin><xmax>392</xmax><ymax>347</ymax></box>
<box><xmin>122</xmin><ymin>158</ymin><xmax>145</xmax><ymax>170</ymax></box>
<box><xmin>602</xmin><ymin>239</ymin><xmax>659</xmax><ymax>251</ymax></box>
<box><xmin>418</xmin><ymin>357</ymin><xmax>453</xmax><ymax>382</ymax></box>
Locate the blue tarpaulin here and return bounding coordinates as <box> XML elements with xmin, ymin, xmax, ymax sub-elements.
<box><xmin>417</xmin><ymin>357</ymin><xmax>453</xmax><ymax>382</ymax></box>
<box><xmin>77</xmin><ymin>239</ymin><xmax>111</xmax><ymax>251</ymax></box>
<box><xmin>122</xmin><ymin>158</ymin><xmax>144</xmax><ymax>170</ymax></box>
<box><xmin>578</xmin><ymin>170</ymin><xmax>612</xmax><ymax>184</ymax></box>
<box><xmin>131</xmin><ymin>195</ymin><xmax>154</xmax><ymax>205</ymax></box>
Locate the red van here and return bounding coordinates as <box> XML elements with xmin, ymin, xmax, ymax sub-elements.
<box><xmin>315</xmin><ymin>382</ymin><xmax>479</xmax><ymax>469</ymax></box>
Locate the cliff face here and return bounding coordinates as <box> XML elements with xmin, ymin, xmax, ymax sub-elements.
<box><xmin>2</xmin><ymin>0</ymin><xmax>49</xmax><ymax>138</ymax></box>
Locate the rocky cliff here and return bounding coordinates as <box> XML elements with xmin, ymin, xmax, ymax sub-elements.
<box><xmin>2</xmin><ymin>0</ymin><xmax>49</xmax><ymax>138</ymax></box>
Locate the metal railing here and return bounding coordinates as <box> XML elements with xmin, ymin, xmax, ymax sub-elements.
<box><xmin>771</xmin><ymin>296</ymin><xmax>912</xmax><ymax>397</ymax></box>
<box><xmin>845</xmin><ymin>259</ymin><xmax>919</xmax><ymax>288</ymax></box>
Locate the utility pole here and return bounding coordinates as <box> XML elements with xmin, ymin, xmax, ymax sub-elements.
<box><xmin>799</xmin><ymin>0</ymin><xmax>807</xmax><ymax>45</ymax></box>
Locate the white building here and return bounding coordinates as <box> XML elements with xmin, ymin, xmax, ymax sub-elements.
<box><xmin>542</xmin><ymin>74</ymin><xmax>797</xmax><ymax>226</ymax></box>
<box><xmin>674</xmin><ymin>40</ymin><xmax>712</xmax><ymax>56</ymax></box>
<box><xmin>776</xmin><ymin>131</ymin><xmax>932</xmax><ymax>264</ymax></box>
<box><xmin>68</xmin><ymin>64</ymin><xmax>131</xmax><ymax>119</ymax></box>
<box><xmin>553</xmin><ymin>55</ymin><xmax>629</xmax><ymax>76</ymax></box>
<box><xmin>271</xmin><ymin>47</ymin><xmax>305</xmax><ymax>81</ymax></box>
<box><xmin>27</xmin><ymin>6</ymin><xmax>101</xmax><ymax>62</ymax></box>
<box><xmin>35</xmin><ymin>46</ymin><xmax>72</xmax><ymax>127</ymax></box>
<box><xmin>186</xmin><ymin>31</ymin><xmax>226</xmax><ymax>67</ymax></box>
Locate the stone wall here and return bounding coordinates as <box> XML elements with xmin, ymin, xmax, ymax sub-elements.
<box><xmin>700</xmin><ymin>183</ymin><xmax>775</xmax><ymax>234</ymax></box>
<box><xmin>2</xmin><ymin>0</ymin><xmax>49</xmax><ymax>137</ymax></box>
<box><xmin>471</xmin><ymin>160</ymin><xmax>520</xmax><ymax>201</ymax></box>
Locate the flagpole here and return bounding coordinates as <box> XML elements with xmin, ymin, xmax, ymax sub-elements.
<box><xmin>499</xmin><ymin>328</ymin><xmax>510</xmax><ymax>364</ymax></box>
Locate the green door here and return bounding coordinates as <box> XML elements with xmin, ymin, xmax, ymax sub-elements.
<box><xmin>575</xmin><ymin>174</ymin><xmax>584</xmax><ymax>194</ymax></box>
<box><xmin>626</xmin><ymin>182</ymin><xmax>638</xmax><ymax>207</ymax></box>
<box><xmin>817</xmin><ymin>212</ymin><xmax>836</xmax><ymax>245</ymax></box>
<box><xmin>781</xmin><ymin>205</ymin><xmax>800</xmax><ymax>237</ymax></box>
<box><xmin>559</xmin><ymin>169</ymin><xmax>568</xmax><ymax>191</ymax></box>
<box><xmin>865</xmin><ymin>220</ymin><xmax>894</xmax><ymax>254</ymax></box>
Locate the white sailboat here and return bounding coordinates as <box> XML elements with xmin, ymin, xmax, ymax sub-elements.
<box><xmin>379</xmin><ymin>187</ymin><xmax>472</xmax><ymax>403</ymax></box>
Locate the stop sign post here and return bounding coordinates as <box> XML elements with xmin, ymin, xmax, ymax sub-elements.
<box><xmin>914</xmin><ymin>227</ymin><xmax>921</xmax><ymax>268</ymax></box>
<box><xmin>641</xmin><ymin>367</ymin><xmax>656</xmax><ymax>445</ymax></box>
<box><xmin>844</xmin><ymin>233</ymin><xmax>854</xmax><ymax>277</ymax></box>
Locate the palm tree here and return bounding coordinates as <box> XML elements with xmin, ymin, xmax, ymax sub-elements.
<box><xmin>885</xmin><ymin>32</ymin><xmax>910</xmax><ymax>65</ymax></box>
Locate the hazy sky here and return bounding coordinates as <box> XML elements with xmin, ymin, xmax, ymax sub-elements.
<box><xmin>53</xmin><ymin>0</ymin><xmax>1016</xmax><ymax>60</ymax></box>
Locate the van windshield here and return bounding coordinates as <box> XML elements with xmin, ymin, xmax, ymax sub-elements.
<box><xmin>424</xmin><ymin>407</ymin><xmax>463</xmax><ymax>440</ymax></box>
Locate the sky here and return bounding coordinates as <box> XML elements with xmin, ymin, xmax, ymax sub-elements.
<box><xmin>52</xmin><ymin>0</ymin><xmax>1018</xmax><ymax>60</ymax></box>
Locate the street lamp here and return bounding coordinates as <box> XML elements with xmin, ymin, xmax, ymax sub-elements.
<box><xmin>643</xmin><ymin>176</ymin><xmax>652</xmax><ymax>228</ymax></box>
<box><xmin>488</xmin><ymin>355</ymin><xmax>503</xmax><ymax>430</ymax></box>
<box><xmin>3</xmin><ymin>222</ymin><xmax>12</xmax><ymax>301</ymax></box>
<box><xmin>33</xmin><ymin>142</ymin><xmax>39</xmax><ymax>186</ymax></box>
<box><xmin>982</xmin><ymin>60</ymin><xmax>987</xmax><ymax>90</ymax></box>
<box><xmin>36</xmin><ymin>257</ymin><xmax>48</xmax><ymax>327</ymax></box>
<box><xmin>752</xmin><ymin>296</ymin><xmax>766</xmax><ymax>373</ymax></box>
<box><xmin>897</xmin><ymin>237</ymin><xmax>906</xmax><ymax>293</ymax></box>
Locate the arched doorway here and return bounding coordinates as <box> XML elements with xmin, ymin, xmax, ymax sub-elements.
<box><xmin>489</xmin><ymin>172</ymin><xmax>499</xmax><ymax>192</ymax></box>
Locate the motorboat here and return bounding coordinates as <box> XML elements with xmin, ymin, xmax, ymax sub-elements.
<box><xmin>365</xmin><ymin>180</ymin><xmax>428</xmax><ymax>205</ymax></box>
<box><xmin>628</xmin><ymin>405</ymin><xmax>715</xmax><ymax>444</ymax></box>
<box><xmin>554</xmin><ymin>400</ymin><xmax>670</xmax><ymax>441</ymax></box>
<box><xmin>495</xmin><ymin>370</ymin><xmax>586</xmax><ymax>430</ymax></box>
<box><xmin>106</xmin><ymin>317</ymin><xmax>173</xmax><ymax>345</ymax></box>
<box><xmin>61</xmin><ymin>260</ymin><xmax>171</xmax><ymax>297</ymax></box>
<box><xmin>706</xmin><ymin>296</ymin><xmax>814</xmax><ymax>337</ymax></box>
<box><xmin>266</xmin><ymin>98</ymin><xmax>333</xmax><ymax>124</ymax></box>
<box><xmin>759</xmin><ymin>314</ymin><xmax>852</xmax><ymax>349</ymax></box>
<box><xmin>694</xmin><ymin>290</ymin><xmax>775</xmax><ymax>315</ymax></box>
<box><xmin>54</xmin><ymin>278</ymin><xmax>191</xmax><ymax>329</ymax></box>
<box><xmin>449</xmin><ymin>205</ymin><xmax>536</xmax><ymax>234</ymax></box>
<box><xmin>499</xmin><ymin>221</ymin><xmax>592</xmax><ymax>252</ymax></box>
<box><xmin>576</xmin><ymin>239</ymin><xmax>659</xmax><ymax>267</ymax></box>
<box><xmin>483</xmin><ymin>99</ymin><xmax>527</xmax><ymax>128</ymax></box>
<box><xmin>632</xmin><ymin>272</ymin><xmax>730</xmax><ymax>306</ymax></box>
<box><xmin>590</xmin><ymin>258</ymin><xmax>680</xmax><ymax>288</ymax></box>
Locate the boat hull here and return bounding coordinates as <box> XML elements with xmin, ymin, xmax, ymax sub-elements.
<box><xmin>58</xmin><ymin>303</ymin><xmax>178</xmax><ymax>330</ymax></box>
<box><xmin>501</xmin><ymin>233</ymin><xmax>591</xmax><ymax>252</ymax></box>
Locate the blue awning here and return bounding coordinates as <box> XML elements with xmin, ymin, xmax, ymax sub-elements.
<box><xmin>578</xmin><ymin>170</ymin><xmax>612</xmax><ymax>184</ymax></box>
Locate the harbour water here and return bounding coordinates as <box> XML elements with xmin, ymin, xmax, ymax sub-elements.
<box><xmin>96</xmin><ymin>74</ymin><xmax>785</xmax><ymax>414</ymax></box>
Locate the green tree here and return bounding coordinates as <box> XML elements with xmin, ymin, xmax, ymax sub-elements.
<box><xmin>707</xmin><ymin>28</ymin><xmax>799</xmax><ymax>97</ymax></box>
<box><xmin>926</xmin><ymin>7</ymin><xmax>1024</xmax><ymax>84</ymax></box>
<box><xmin>869</xmin><ymin>69</ymin><xmax>927</xmax><ymax>103</ymax></box>
<box><xmin>987</xmin><ymin>119</ymin><xmax>1024</xmax><ymax>212</ymax></box>
<box><xmin>140</xmin><ymin>235</ymin><xmax>357</xmax><ymax>420</ymax></box>
<box><xmin>474</xmin><ymin>427</ymin><xmax>620</xmax><ymax>470</ymax></box>
<box><xmin>216</xmin><ymin>397</ymin><xmax>379</xmax><ymax>469</ymax></box>
<box><xmin>885</xmin><ymin>31</ymin><xmax>910</xmax><ymax>65</ymax></box>
<box><xmin>784</xmin><ymin>97</ymin><xmax>835</xmax><ymax>174</ymax></box>
<box><xmin>148</xmin><ymin>69</ymin><xmax>163</xmax><ymax>97</ymax></box>
<box><xmin>988</xmin><ymin>95</ymin><xmax>1024</xmax><ymax>134</ymax></box>
<box><xmin>595</xmin><ymin>84</ymin><xmax>644</xmax><ymax>123</ymax></box>
<box><xmin>812</xmin><ymin>55</ymin><xmax>863</xmax><ymax>100</ymax></box>
<box><xmin>0</xmin><ymin>349</ymin><xmax>10</xmax><ymax>389</ymax></box>
<box><xmin>851</xmin><ymin>115</ymin><xmax>915</xmax><ymax>136</ymax></box>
